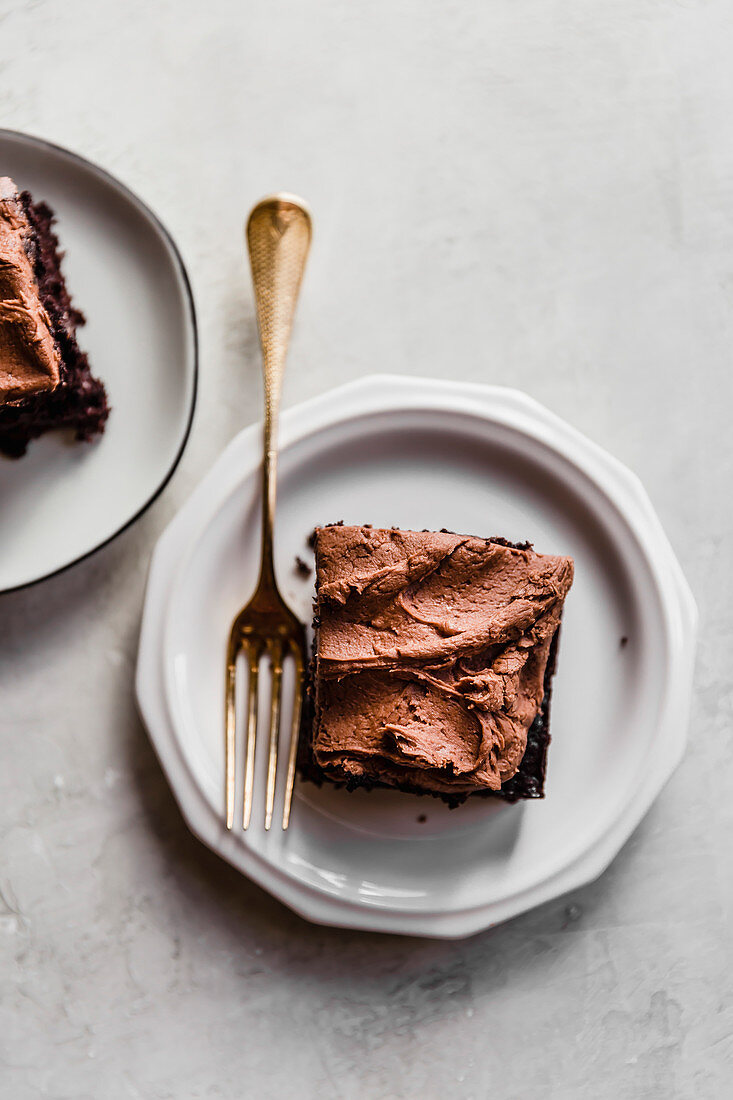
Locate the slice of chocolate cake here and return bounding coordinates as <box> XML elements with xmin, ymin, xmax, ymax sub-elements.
<box><xmin>0</xmin><ymin>177</ymin><xmax>108</xmax><ymax>458</ymax></box>
<box><xmin>302</xmin><ymin>525</ymin><xmax>574</xmax><ymax>806</ymax></box>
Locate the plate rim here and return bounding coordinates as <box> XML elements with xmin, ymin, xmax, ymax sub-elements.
<box><xmin>136</xmin><ymin>375</ymin><xmax>697</xmax><ymax>937</ymax></box>
<box><xmin>0</xmin><ymin>127</ymin><xmax>198</xmax><ymax>594</ymax></box>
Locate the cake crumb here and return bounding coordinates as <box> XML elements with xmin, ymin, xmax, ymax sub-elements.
<box><xmin>295</xmin><ymin>555</ymin><xmax>311</xmax><ymax>578</ymax></box>
<box><xmin>417</xmin><ymin>813</ymin><xmax>427</xmax><ymax>823</ymax></box>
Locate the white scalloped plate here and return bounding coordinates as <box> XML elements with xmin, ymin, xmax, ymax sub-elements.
<box><xmin>136</xmin><ymin>376</ymin><xmax>696</xmax><ymax>937</ymax></box>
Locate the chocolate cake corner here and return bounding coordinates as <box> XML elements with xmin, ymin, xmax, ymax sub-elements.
<box><xmin>0</xmin><ymin>182</ymin><xmax>109</xmax><ymax>458</ymax></box>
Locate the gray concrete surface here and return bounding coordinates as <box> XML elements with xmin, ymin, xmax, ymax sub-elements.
<box><xmin>1</xmin><ymin>1</ymin><xmax>731</xmax><ymax>1096</ymax></box>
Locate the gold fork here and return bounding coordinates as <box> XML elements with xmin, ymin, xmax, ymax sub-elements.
<box><xmin>225</xmin><ymin>194</ymin><xmax>311</xmax><ymax>832</ymax></box>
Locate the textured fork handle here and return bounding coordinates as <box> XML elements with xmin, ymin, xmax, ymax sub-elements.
<box><xmin>247</xmin><ymin>195</ymin><xmax>312</xmax><ymax>586</ymax></box>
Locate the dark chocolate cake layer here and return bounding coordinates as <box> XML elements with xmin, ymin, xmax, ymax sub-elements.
<box><xmin>299</xmin><ymin>526</ymin><xmax>573</xmax><ymax>807</ymax></box>
<box><xmin>0</xmin><ymin>190</ymin><xmax>108</xmax><ymax>458</ymax></box>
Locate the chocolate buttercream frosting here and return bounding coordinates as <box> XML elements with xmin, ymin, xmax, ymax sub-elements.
<box><xmin>0</xmin><ymin>177</ymin><xmax>61</xmax><ymax>403</ymax></box>
<box><xmin>311</xmin><ymin>526</ymin><xmax>574</xmax><ymax>797</ymax></box>
<box><xmin>0</xmin><ymin>179</ymin><xmax>108</xmax><ymax>457</ymax></box>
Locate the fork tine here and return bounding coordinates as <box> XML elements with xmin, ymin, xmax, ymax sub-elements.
<box><xmin>225</xmin><ymin>638</ymin><xmax>239</xmax><ymax>830</ymax></box>
<box><xmin>282</xmin><ymin>642</ymin><xmax>304</xmax><ymax>830</ymax></box>
<box><xmin>242</xmin><ymin>645</ymin><xmax>260</xmax><ymax>830</ymax></box>
<box><xmin>264</xmin><ymin>642</ymin><xmax>284</xmax><ymax>831</ymax></box>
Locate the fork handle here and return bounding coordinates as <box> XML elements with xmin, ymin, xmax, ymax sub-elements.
<box><xmin>247</xmin><ymin>195</ymin><xmax>312</xmax><ymax>586</ymax></box>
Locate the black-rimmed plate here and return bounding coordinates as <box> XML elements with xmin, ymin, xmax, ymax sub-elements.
<box><xmin>0</xmin><ymin>130</ymin><xmax>197</xmax><ymax>592</ymax></box>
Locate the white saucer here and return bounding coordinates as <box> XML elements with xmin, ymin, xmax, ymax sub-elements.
<box><xmin>0</xmin><ymin>129</ymin><xmax>197</xmax><ymax>592</ymax></box>
<box><xmin>136</xmin><ymin>376</ymin><xmax>696</xmax><ymax>937</ymax></box>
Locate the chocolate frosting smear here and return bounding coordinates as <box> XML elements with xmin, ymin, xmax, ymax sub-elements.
<box><xmin>313</xmin><ymin>526</ymin><xmax>574</xmax><ymax>797</ymax></box>
<box><xmin>0</xmin><ymin>177</ymin><xmax>61</xmax><ymax>404</ymax></box>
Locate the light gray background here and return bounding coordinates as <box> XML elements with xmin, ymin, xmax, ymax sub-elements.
<box><xmin>1</xmin><ymin>1</ymin><xmax>731</xmax><ymax>1097</ymax></box>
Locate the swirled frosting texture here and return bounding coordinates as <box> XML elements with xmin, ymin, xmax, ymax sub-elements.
<box><xmin>313</xmin><ymin>526</ymin><xmax>574</xmax><ymax>795</ymax></box>
<box><xmin>0</xmin><ymin>177</ymin><xmax>61</xmax><ymax>404</ymax></box>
